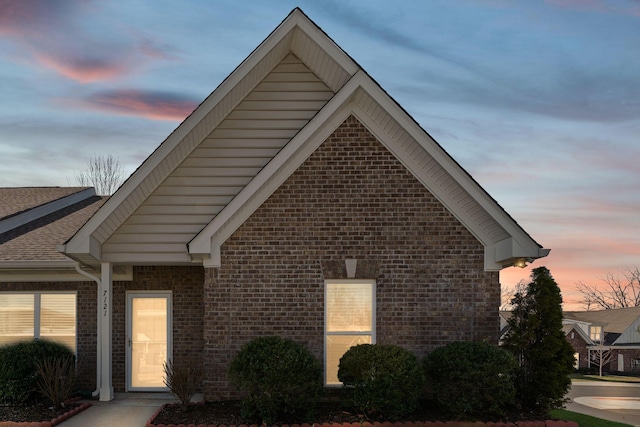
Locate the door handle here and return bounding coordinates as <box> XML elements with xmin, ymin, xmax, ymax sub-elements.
<box><xmin>128</xmin><ymin>338</ymin><xmax>132</xmax><ymax>347</ymax></box>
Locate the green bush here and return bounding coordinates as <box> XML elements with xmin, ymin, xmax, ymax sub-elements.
<box><xmin>422</xmin><ymin>341</ymin><xmax>517</xmax><ymax>418</ymax></box>
<box><xmin>0</xmin><ymin>339</ymin><xmax>75</xmax><ymax>404</ymax></box>
<box><xmin>338</xmin><ymin>343</ymin><xmax>426</xmax><ymax>419</ymax></box>
<box><xmin>229</xmin><ymin>336</ymin><xmax>323</xmax><ymax>425</ymax></box>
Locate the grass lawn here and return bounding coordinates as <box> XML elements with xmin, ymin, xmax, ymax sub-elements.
<box><xmin>571</xmin><ymin>373</ymin><xmax>640</xmax><ymax>383</ymax></box>
<box><xmin>550</xmin><ymin>409</ymin><xmax>633</xmax><ymax>427</ymax></box>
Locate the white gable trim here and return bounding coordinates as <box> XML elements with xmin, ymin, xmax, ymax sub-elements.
<box><xmin>188</xmin><ymin>72</ymin><xmax>365</xmax><ymax>265</ymax></box>
<box><xmin>188</xmin><ymin>72</ymin><xmax>547</xmax><ymax>270</ymax></box>
<box><xmin>60</xmin><ymin>9</ymin><xmax>357</xmax><ymax>263</ymax></box>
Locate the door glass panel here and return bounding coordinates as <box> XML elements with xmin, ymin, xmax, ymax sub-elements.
<box><xmin>131</xmin><ymin>297</ymin><xmax>167</xmax><ymax>388</ymax></box>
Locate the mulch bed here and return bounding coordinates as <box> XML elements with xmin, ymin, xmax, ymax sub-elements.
<box><xmin>0</xmin><ymin>398</ymin><xmax>91</xmax><ymax>426</ymax></box>
<box><xmin>148</xmin><ymin>400</ymin><xmax>572</xmax><ymax>427</ymax></box>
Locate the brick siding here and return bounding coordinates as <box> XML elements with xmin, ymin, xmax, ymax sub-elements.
<box><xmin>202</xmin><ymin>115</ymin><xmax>500</xmax><ymax>400</ymax></box>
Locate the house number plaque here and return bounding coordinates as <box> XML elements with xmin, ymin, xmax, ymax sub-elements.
<box><xmin>103</xmin><ymin>289</ymin><xmax>108</xmax><ymax>317</ymax></box>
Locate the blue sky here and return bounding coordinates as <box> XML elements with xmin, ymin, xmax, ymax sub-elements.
<box><xmin>1</xmin><ymin>0</ymin><xmax>639</xmax><ymax>308</ymax></box>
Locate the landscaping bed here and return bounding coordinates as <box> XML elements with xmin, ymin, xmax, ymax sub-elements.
<box><xmin>147</xmin><ymin>400</ymin><xmax>579</xmax><ymax>427</ymax></box>
<box><xmin>0</xmin><ymin>399</ymin><xmax>91</xmax><ymax>427</ymax></box>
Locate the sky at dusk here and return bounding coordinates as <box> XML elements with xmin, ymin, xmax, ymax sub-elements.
<box><xmin>1</xmin><ymin>0</ymin><xmax>638</xmax><ymax>309</ymax></box>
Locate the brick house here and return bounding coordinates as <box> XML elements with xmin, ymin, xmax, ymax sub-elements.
<box><xmin>0</xmin><ymin>9</ymin><xmax>549</xmax><ymax>401</ymax></box>
<box><xmin>564</xmin><ymin>307</ymin><xmax>640</xmax><ymax>373</ymax></box>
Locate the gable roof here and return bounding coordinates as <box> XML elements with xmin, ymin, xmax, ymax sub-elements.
<box><xmin>59</xmin><ymin>8</ymin><xmax>548</xmax><ymax>271</ymax></box>
<box><xmin>563</xmin><ymin>323</ymin><xmax>595</xmax><ymax>345</ymax></box>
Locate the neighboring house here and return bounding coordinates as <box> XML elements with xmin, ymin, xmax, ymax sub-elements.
<box><xmin>501</xmin><ymin>307</ymin><xmax>640</xmax><ymax>373</ymax></box>
<box><xmin>0</xmin><ymin>9</ymin><xmax>549</xmax><ymax>401</ymax></box>
<box><xmin>564</xmin><ymin>306</ymin><xmax>640</xmax><ymax>373</ymax></box>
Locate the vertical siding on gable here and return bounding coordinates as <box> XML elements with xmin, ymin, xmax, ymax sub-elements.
<box><xmin>202</xmin><ymin>115</ymin><xmax>499</xmax><ymax>400</ymax></box>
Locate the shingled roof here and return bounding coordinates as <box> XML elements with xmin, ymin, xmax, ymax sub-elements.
<box><xmin>0</xmin><ymin>187</ymin><xmax>91</xmax><ymax>220</ymax></box>
<box><xmin>564</xmin><ymin>306</ymin><xmax>640</xmax><ymax>334</ymax></box>
<box><xmin>0</xmin><ymin>187</ymin><xmax>105</xmax><ymax>262</ymax></box>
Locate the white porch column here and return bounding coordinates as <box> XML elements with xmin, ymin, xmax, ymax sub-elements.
<box><xmin>99</xmin><ymin>261</ymin><xmax>114</xmax><ymax>401</ymax></box>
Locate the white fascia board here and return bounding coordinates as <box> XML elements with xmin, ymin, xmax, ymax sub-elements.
<box><xmin>351</xmin><ymin>77</ymin><xmax>548</xmax><ymax>265</ymax></box>
<box><xmin>189</xmin><ymin>71</ymin><xmax>547</xmax><ymax>271</ymax></box>
<box><xmin>62</xmin><ymin>10</ymin><xmax>354</xmax><ymax>261</ymax></box>
<box><xmin>289</xmin><ymin>10</ymin><xmax>359</xmax><ymax>76</ymax></box>
<box><xmin>0</xmin><ymin>260</ymin><xmax>89</xmax><ymax>282</ymax></box>
<box><xmin>188</xmin><ymin>72</ymin><xmax>366</xmax><ymax>259</ymax></box>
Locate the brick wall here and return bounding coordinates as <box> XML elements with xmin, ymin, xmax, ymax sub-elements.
<box><xmin>111</xmin><ymin>265</ymin><xmax>204</xmax><ymax>392</ymax></box>
<box><xmin>1</xmin><ymin>281</ymin><xmax>97</xmax><ymax>390</ymax></box>
<box><xmin>203</xmin><ymin>115</ymin><xmax>500</xmax><ymax>400</ymax></box>
<box><xmin>565</xmin><ymin>329</ymin><xmax>588</xmax><ymax>369</ymax></box>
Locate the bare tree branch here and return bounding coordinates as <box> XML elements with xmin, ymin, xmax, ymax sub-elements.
<box><xmin>576</xmin><ymin>267</ymin><xmax>640</xmax><ymax>310</ymax></box>
<box><xmin>75</xmin><ymin>154</ymin><xmax>124</xmax><ymax>196</ymax></box>
<box><xmin>589</xmin><ymin>346</ymin><xmax>614</xmax><ymax>377</ymax></box>
<box><xmin>500</xmin><ymin>280</ymin><xmax>527</xmax><ymax>311</ymax></box>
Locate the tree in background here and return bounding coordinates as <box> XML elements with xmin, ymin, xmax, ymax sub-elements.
<box><xmin>576</xmin><ymin>267</ymin><xmax>640</xmax><ymax>310</ymax></box>
<box><xmin>75</xmin><ymin>154</ymin><xmax>124</xmax><ymax>196</ymax></box>
<box><xmin>589</xmin><ymin>346</ymin><xmax>614</xmax><ymax>377</ymax></box>
<box><xmin>500</xmin><ymin>281</ymin><xmax>526</xmax><ymax>311</ymax></box>
<box><xmin>502</xmin><ymin>266</ymin><xmax>575</xmax><ymax>415</ymax></box>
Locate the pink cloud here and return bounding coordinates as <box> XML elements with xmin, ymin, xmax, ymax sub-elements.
<box><xmin>0</xmin><ymin>0</ymin><xmax>177</xmax><ymax>83</ymax></box>
<box><xmin>78</xmin><ymin>90</ymin><xmax>199</xmax><ymax>121</ymax></box>
<box><xmin>34</xmin><ymin>53</ymin><xmax>131</xmax><ymax>84</ymax></box>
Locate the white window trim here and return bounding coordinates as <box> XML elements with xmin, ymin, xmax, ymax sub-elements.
<box><xmin>324</xmin><ymin>279</ymin><xmax>376</xmax><ymax>386</ymax></box>
<box><xmin>0</xmin><ymin>291</ymin><xmax>77</xmax><ymax>353</ymax></box>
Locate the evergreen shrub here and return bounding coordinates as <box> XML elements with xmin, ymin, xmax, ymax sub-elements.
<box><xmin>229</xmin><ymin>336</ymin><xmax>323</xmax><ymax>425</ymax></box>
<box><xmin>338</xmin><ymin>343</ymin><xmax>426</xmax><ymax>419</ymax></box>
<box><xmin>423</xmin><ymin>341</ymin><xmax>517</xmax><ymax>418</ymax></box>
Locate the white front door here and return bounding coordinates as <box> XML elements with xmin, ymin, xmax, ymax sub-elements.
<box><xmin>126</xmin><ymin>292</ymin><xmax>171</xmax><ymax>391</ymax></box>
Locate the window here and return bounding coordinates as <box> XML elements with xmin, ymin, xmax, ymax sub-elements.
<box><xmin>0</xmin><ymin>293</ymin><xmax>76</xmax><ymax>352</ymax></box>
<box><xmin>632</xmin><ymin>358</ymin><xmax>640</xmax><ymax>371</ymax></box>
<box><xmin>324</xmin><ymin>280</ymin><xmax>375</xmax><ymax>385</ymax></box>
<box><xmin>590</xmin><ymin>325</ymin><xmax>602</xmax><ymax>343</ymax></box>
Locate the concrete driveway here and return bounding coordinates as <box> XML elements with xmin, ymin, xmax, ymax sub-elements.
<box><xmin>567</xmin><ymin>380</ymin><xmax>640</xmax><ymax>426</ymax></box>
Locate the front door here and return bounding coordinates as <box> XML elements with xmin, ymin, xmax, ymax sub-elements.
<box><xmin>126</xmin><ymin>292</ymin><xmax>171</xmax><ymax>391</ymax></box>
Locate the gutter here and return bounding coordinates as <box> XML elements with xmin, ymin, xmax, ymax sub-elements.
<box><xmin>73</xmin><ymin>262</ymin><xmax>102</xmax><ymax>399</ymax></box>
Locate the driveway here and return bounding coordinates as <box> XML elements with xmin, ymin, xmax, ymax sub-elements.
<box><xmin>567</xmin><ymin>380</ymin><xmax>640</xmax><ymax>426</ymax></box>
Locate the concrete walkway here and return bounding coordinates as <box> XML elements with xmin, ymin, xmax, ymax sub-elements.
<box><xmin>61</xmin><ymin>393</ymin><xmax>178</xmax><ymax>427</ymax></box>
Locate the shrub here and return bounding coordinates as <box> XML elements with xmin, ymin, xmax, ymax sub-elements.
<box><xmin>36</xmin><ymin>355</ymin><xmax>79</xmax><ymax>409</ymax></box>
<box><xmin>422</xmin><ymin>341</ymin><xmax>517</xmax><ymax>418</ymax></box>
<box><xmin>338</xmin><ymin>343</ymin><xmax>426</xmax><ymax>419</ymax></box>
<box><xmin>229</xmin><ymin>336</ymin><xmax>323</xmax><ymax>425</ymax></box>
<box><xmin>164</xmin><ymin>357</ymin><xmax>202</xmax><ymax>410</ymax></box>
<box><xmin>502</xmin><ymin>267</ymin><xmax>575</xmax><ymax>414</ymax></box>
<box><xmin>0</xmin><ymin>339</ymin><xmax>75</xmax><ymax>404</ymax></box>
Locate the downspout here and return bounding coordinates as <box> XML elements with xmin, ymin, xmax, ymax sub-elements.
<box><xmin>74</xmin><ymin>262</ymin><xmax>102</xmax><ymax>398</ymax></box>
